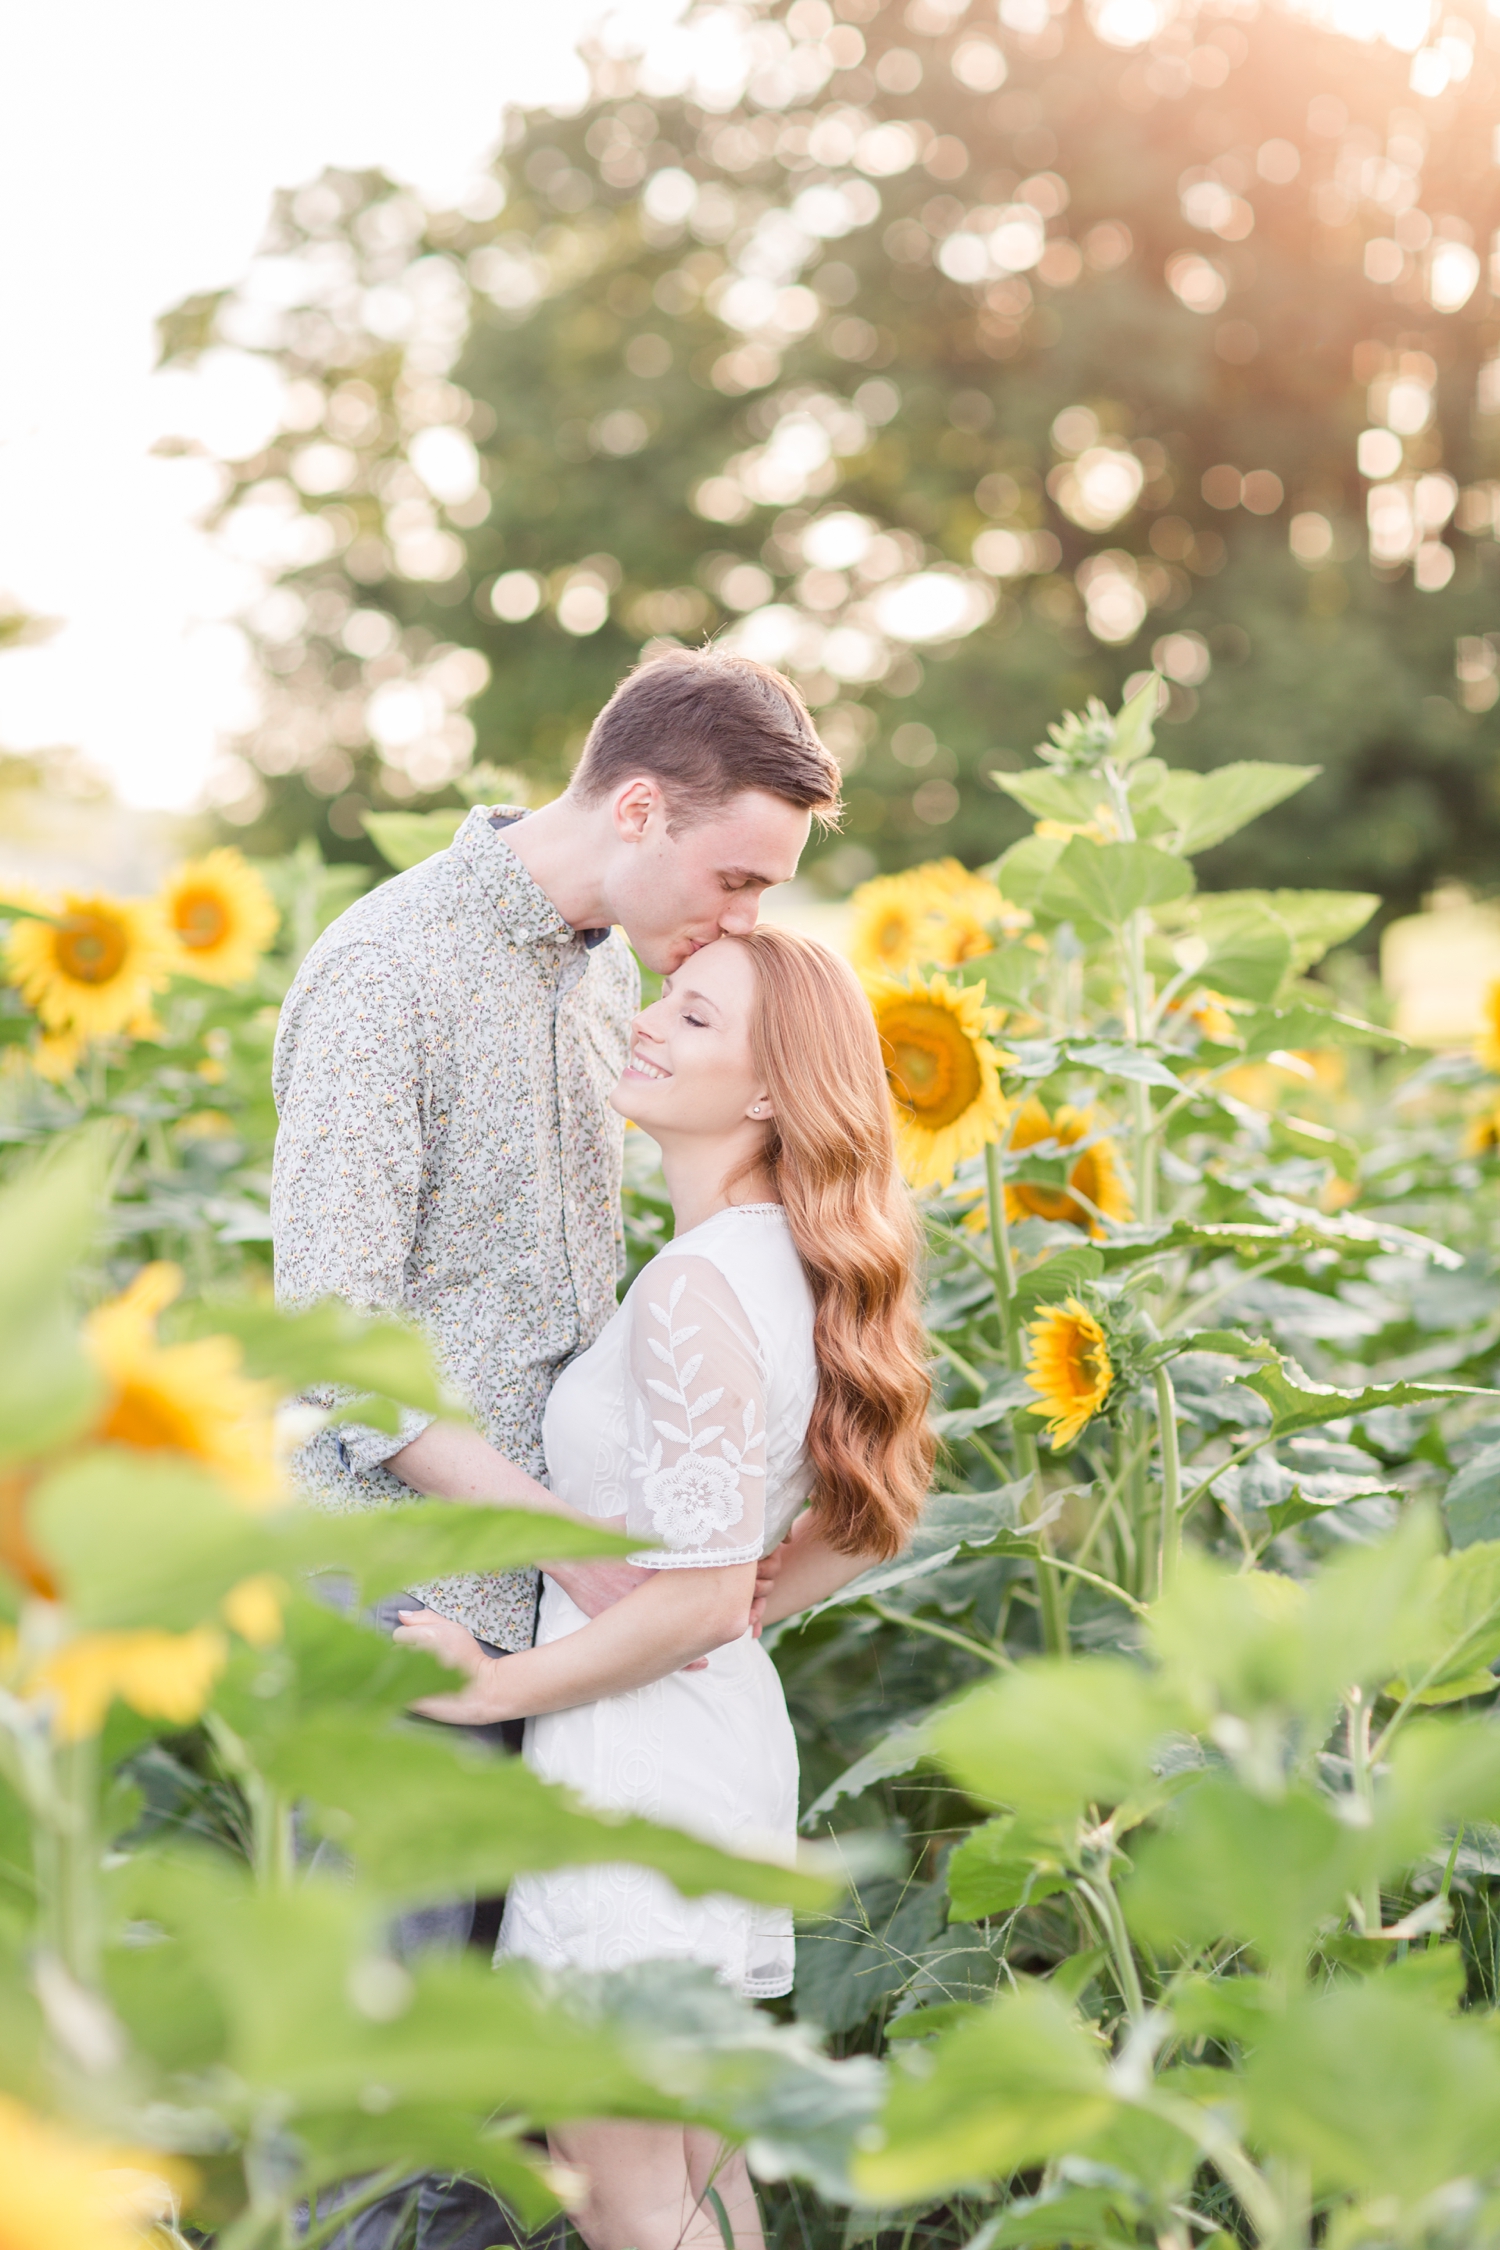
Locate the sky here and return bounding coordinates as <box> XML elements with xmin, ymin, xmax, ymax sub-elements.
<box><xmin>0</xmin><ymin>0</ymin><xmax>1449</xmax><ymax>812</ymax></box>
<box><xmin>0</xmin><ymin>0</ymin><xmax>678</xmax><ymax>810</ymax></box>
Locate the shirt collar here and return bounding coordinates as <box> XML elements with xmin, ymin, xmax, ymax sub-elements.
<box><xmin>450</xmin><ymin>804</ymin><xmax>581</xmax><ymax>949</ymax></box>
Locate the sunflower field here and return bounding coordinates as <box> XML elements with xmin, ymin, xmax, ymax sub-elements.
<box><xmin>10</xmin><ymin>689</ymin><xmax>1500</xmax><ymax>2247</ymax></box>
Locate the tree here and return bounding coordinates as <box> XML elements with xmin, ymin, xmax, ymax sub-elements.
<box><xmin>162</xmin><ymin>0</ymin><xmax>1500</xmax><ymax>918</ymax></box>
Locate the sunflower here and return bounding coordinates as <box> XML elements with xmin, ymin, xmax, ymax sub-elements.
<box><xmin>920</xmin><ymin>859</ymin><xmax>1032</xmax><ymax>967</ymax></box>
<box><xmin>4</xmin><ymin>890</ymin><xmax>171</xmax><ymax>1039</ymax></box>
<box><xmin>1465</xmin><ymin>1105</ymin><xmax>1500</xmax><ymax>1156</ymax></box>
<box><xmin>1025</xmin><ymin>1296</ymin><xmax>1114</xmax><ymax>1449</ymax></box>
<box><xmin>1478</xmin><ymin>977</ymin><xmax>1500</xmax><ymax>1073</ymax></box>
<box><xmin>1004</xmin><ymin>1097</ymin><xmax>1133</xmax><ymax>1237</ymax></box>
<box><xmin>0</xmin><ymin>2095</ymin><xmax>186</xmax><ymax>2250</ymax></box>
<box><xmin>849</xmin><ymin>870</ymin><xmax>944</xmax><ymax>978</ymax></box>
<box><xmin>866</xmin><ymin>969</ymin><xmax>1010</xmax><ymax>1190</ymax></box>
<box><xmin>160</xmin><ymin>848</ymin><xmax>280</xmax><ymax>986</ymax></box>
<box><xmin>83</xmin><ymin>1263</ymin><xmax>280</xmax><ymax>1507</ymax></box>
<box><xmin>29</xmin><ymin>1624</ymin><xmax>227</xmax><ymax>1742</ymax></box>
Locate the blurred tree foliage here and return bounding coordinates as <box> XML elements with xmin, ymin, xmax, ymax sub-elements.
<box><xmin>162</xmin><ymin>0</ymin><xmax>1500</xmax><ymax>916</ymax></box>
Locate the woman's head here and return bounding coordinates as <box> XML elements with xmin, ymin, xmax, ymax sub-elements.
<box><xmin>614</xmin><ymin>927</ymin><xmax>932</xmax><ymax>1561</ymax></box>
<box><xmin>611</xmin><ymin>936</ymin><xmax>774</xmax><ymax>1156</ymax></box>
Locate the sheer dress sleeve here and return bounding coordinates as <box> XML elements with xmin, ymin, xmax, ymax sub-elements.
<box><xmin>623</xmin><ymin>1255</ymin><xmax>767</xmax><ymax>1570</ymax></box>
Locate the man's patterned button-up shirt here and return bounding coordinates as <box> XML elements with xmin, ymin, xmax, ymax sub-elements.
<box><xmin>270</xmin><ymin>805</ymin><xmax>637</xmax><ymax>1650</ymax></box>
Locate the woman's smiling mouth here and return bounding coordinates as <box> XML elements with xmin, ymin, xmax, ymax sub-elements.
<box><xmin>627</xmin><ymin>1051</ymin><xmax>671</xmax><ymax>1081</ymax></box>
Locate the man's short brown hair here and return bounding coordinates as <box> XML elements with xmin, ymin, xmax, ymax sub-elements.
<box><xmin>570</xmin><ymin>649</ymin><xmax>843</xmax><ymax>827</ymax></box>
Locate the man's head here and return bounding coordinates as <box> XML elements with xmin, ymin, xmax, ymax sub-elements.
<box><xmin>569</xmin><ymin>649</ymin><xmax>842</xmax><ymax>972</ymax></box>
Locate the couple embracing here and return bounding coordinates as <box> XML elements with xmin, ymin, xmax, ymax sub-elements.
<box><xmin>271</xmin><ymin>650</ymin><xmax>933</xmax><ymax>2250</ymax></box>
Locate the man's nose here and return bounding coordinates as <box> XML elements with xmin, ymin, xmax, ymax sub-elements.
<box><xmin>718</xmin><ymin>894</ymin><xmax>761</xmax><ymax>937</ymax></box>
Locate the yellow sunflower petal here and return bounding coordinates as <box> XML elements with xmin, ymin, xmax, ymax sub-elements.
<box><xmin>1465</xmin><ymin>1106</ymin><xmax>1500</xmax><ymax>1156</ymax></box>
<box><xmin>847</xmin><ymin>870</ymin><xmax>945</xmax><ymax>978</ymax></box>
<box><xmin>30</xmin><ymin>1028</ymin><xmax>87</xmax><ymax>1083</ymax></box>
<box><xmin>160</xmin><ymin>848</ymin><xmax>280</xmax><ymax>987</ymax></box>
<box><xmin>0</xmin><ymin>2095</ymin><xmax>188</xmax><ymax>2250</ymax></box>
<box><xmin>1024</xmin><ymin>1295</ymin><xmax>1113</xmax><ymax>1449</ymax></box>
<box><xmin>1004</xmin><ymin>1099</ymin><xmax>1133</xmax><ymax>1238</ymax></box>
<box><xmin>865</xmin><ymin>968</ymin><xmax>1010</xmax><ymax>1191</ymax></box>
<box><xmin>29</xmin><ymin>1625</ymin><xmax>227</xmax><ymax>1742</ymax></box>
<box><xmin>84</xmin><ymin>1264</ymin><xmax>281</xmax><ymax>1507</ymax></box>
<box><xmin>4</xmin><ymin>892</ymin><xmax>172</xmax><ymax>1039</ymax></box>
<box><xmin>1478</xmin><ymin>976</ymin><xmax>1500</xmax><ymax>1074</ymax></box>
<box><xmin>222</xmin><ymin>1573</ymin><xmax>287</xmax><ymax>1646</ymax></box>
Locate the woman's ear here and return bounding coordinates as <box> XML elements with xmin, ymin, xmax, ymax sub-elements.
<box><xmin>746</xmin><ymin>1094</ymin><xmax>774</xmax><ymax>1123</ymax></box>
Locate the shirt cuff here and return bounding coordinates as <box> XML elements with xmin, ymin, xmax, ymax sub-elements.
<box><xmin>338</xmin><ymin>1404</ymin><xmax>435</xmax><ymax>1474</ymax></box>
<box><xmin>302</xmin><ymin>1382</ymin><xmax>435</xmax><ymax>1475</ymax></box>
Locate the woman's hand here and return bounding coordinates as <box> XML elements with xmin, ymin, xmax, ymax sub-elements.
<box><xmin>394</xmin><ymin>1607</ymin><xmax>512</xmax><ymax>1724</ymax></box>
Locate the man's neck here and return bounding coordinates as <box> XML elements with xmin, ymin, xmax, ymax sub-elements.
<box><xmin>497</xmin><ymin>796</ymin><xmax>611</xmax><ymax>931</ymax></box>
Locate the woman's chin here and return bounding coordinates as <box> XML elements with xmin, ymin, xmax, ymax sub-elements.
<box><xmin>610</xmin><ymin>1078</ymin><xmax>655</xmax><ymax>1124</ymax></box>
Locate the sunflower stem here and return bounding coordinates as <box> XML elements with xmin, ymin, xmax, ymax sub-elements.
<box><xmin>866</xmin><ymin>1600</ymin><xmax>1013</xmax><ymax>1669</ymax></box>
<box><xmin>1153</xmin><ymin>1364</ymin><xmax>1182</xmax><ymax>1595</ymax></box>
<box><xmin>986</xmin><ymin>1139</ymin><xmax>1068</xmax><ymax>1659</ymax></box>
<box><xmin>1346</xmin><ymin>1688</ymin><xmax>1383</xmax><ymax>1934</ymax></box>
<box><xmin>984</xmin><ymin>1137</ymin><xmax>1019</xmax><ymax>1351</ymax></box>
<box><xmin>53</xmin><ymin>1733</ymin><xmax>102</xmax><ymax>1990</ymax></box>
<box><xmin>1125</xmin><ymin>1406</ymin><xmax>1152</xmax><ymax>1603</ymax></box>
<box><xmin>1101</xmin><ymin>753</ymin><xmax>1158</xmax><ymax>1235</ymax></box>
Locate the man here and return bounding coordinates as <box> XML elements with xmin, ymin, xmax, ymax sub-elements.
<box><xmin>271</xmin><ymin>648</ymin><xmax>841</xmax><ymax>2249</ymax></box>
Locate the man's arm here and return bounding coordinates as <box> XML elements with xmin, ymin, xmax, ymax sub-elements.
<box><xmin>386</xmin><ymin>1421</ymin><xmax>653</xmax><ymax>1615</ymax></box>
<box><xmin>271</xmin><ymin>939</ymin><xmax>434</xmax><ymax>1472</ymax></box>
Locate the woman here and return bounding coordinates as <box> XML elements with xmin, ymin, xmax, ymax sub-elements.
<box><xmin>395</xmin><ymin>925</ymin><xmax>932</xmax><ymax>2250</ymax></box>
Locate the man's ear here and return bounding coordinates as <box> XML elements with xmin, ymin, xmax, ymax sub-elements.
<box><xmin>611</xmin><ymin>777</ymin><xmax>663</xmax><ymax>842</ymax></box>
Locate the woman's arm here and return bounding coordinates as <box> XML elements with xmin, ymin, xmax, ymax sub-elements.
<box><xmin>758</xmin><ymin>1514</ymin><xmax>881</xmax><ymax>1627</ymax></box>
<box><xmin>385</xmin><ymin>1421</ymin><xmax>655</xmax><ymax>1616</ymax></box>
<box><xmin>395</xmin><ymin>1560</ymin><xmax>758</xmax><ymax>1723</ymax></box>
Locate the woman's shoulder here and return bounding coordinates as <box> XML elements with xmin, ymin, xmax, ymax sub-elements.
<box><xmin>638</xmin><ymin>1207</ymin><xmax>812</xmax><ymax>1328</ymax></box>
<box><xmin>662</xmin><ymin>1204</ymin><xmax>798</xmax><ymax>1270</ymax></box>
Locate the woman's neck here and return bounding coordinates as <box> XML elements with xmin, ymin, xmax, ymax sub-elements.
<box><xmin>657</xmin><ymin>1136</ymin><xmax>779</xmax><ymax>1237</ymax></box>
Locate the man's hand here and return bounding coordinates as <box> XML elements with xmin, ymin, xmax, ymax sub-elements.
<box><xmin>750</xmin><ymin>1543</ymin><xmax>784</xmax><ymax>1638</ymax></box>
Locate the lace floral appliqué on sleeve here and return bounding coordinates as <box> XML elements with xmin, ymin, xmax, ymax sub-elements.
<box><xmin>624</xmin><ymin>1256</ymin><xmax>767</xmax><ymax>1570</ymax></box>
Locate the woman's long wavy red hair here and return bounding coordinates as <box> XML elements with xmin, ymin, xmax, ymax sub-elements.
<box><xmin>731</xmin><ymin>927</ymin><xmax>932</xmax><ymax>1560</ymax></box>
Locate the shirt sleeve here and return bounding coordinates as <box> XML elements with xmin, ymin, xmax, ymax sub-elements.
<box><xmin>270</xmin><ymin>938</ymin><xmax>435</xmax><ymax>1472</ymax></box>
<box><xmin>623</xmin><ymin>1255</ymin><xmax>767</xmax><ymax>1570</ymax></box>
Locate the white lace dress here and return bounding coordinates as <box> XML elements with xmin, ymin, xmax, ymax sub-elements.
<box><xmin>494</xmin><ymin>1204</ymin><xmax>816</xmax><ymax>1997</ymax></box>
